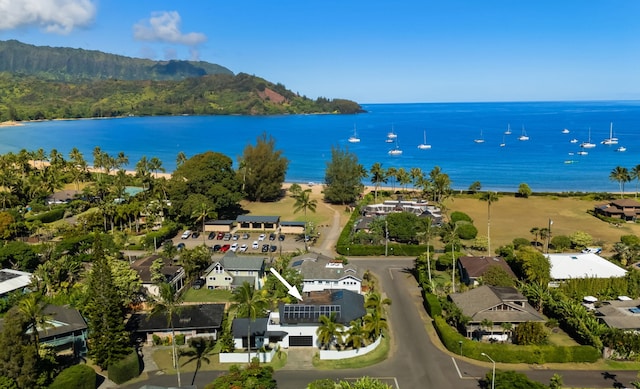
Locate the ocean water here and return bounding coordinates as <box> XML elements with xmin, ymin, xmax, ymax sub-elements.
<box><xmin>1</xmin><ymin>101</ymin><xmax>639</xmax><ymax>193</ymax></box>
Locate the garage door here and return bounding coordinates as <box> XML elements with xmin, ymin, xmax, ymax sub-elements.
<box><xmin>289</xmin><ymin>336</ymin><xmax>313</xmax><ymax>347</ymax></box>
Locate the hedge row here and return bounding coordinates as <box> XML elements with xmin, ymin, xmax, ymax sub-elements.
<box><xmin>433</xmin><ymin>315</ymin><xmax>600</xmax><ymax>364</ymax></box>
<box><xmin>422</xmin><ymin>290</ymin><xmax>442</xmax><ymax>317</ymax></box>
<box><xmin>26</xmin><ymin>207</ymin><xmax>66</xmax><ymax>223</ymax></box>
<box><xmin>107</xmin><ymin>351</ymin><xmax>140</xmax><ymax>385</ymax></box>
<box><xmin>49</xmin><ymin>364</ymin><xmax>96</xmax><ymax>389</ymax></box>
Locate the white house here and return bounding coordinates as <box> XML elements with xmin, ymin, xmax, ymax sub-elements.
<box><xmin>290</xmin><ymin>252</ymin><xmax>363</xmax><ymax>294</ymax></box>
<box><xmin>545</xmin><ymin>252</ymin><xmax>627</xmax><ymax>286</ymax></box>
<box><xmin>0</xmin><ymin>269</ymin><xmax>33</xmax><ymax>297</ymax></box>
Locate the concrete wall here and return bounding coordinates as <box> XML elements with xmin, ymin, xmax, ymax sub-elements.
<box><xmin>319</xmin><ymin>336</ymin><xmax>381</xmax><ymax>360</ymax></box>
<box><xmin>219</xmin><ymin>348</ymin><xmax>275</xmax><ymax>363</ymax></box>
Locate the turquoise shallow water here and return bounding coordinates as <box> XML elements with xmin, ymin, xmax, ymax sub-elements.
<box><xmin>1</xmin><ymin>100</ymin><xmax>639</xmax><ymax>192</ymax></box>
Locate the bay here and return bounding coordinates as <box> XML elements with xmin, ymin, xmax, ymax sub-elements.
<box><xmin>1</xmin><ymin>100</ymin><xmax>639</xmax><ymax>193</ymax></box>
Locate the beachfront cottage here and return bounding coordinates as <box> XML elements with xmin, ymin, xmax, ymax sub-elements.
<box><xmin>595</xmin><ymin>199</ymin><xmax>640</xmax><ymax>222</ymax></box>
<box><xmin>290</xmin><ymin>252</ymin><xmax>364</xmax><ymax>294</ymax></box>
<box><xmin>203</xmin><ymin>252</ymin><xmax>266</xmax><ymax>290</ymax></box>
<box><xmin>448</xmin><ymin>285</ymin><xmax>546</xmax><ymax>341</ymax></box>
<box><xmin>457</xmin><ymin>256</ymin><xmax>517</xmax><ymax>286</ymax></box>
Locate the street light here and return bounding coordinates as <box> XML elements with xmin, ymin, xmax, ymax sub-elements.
<box><xmin>481</xmin><ymin>352</ymin><xmax>496</xmax><ymax>389</ymax></box>
<box><xmin>458</xmin><ymin>340</ymin><xmax>463</xmax><ymax>355</ymax></box>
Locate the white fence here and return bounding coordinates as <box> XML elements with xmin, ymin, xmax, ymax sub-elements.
<box><xmin>219</xmin><ymin>348</ymin><xmax>275</xmax><ymax>363</ymax></box>
<box><xmin>319</xmin><ymin>336</ymin><xmax>381</xmax><ymax>360</ymax></box>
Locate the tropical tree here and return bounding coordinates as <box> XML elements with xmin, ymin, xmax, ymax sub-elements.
<box><xmin>517</xmin><ymin>182</ymin><xmax>532</xmax><ymax>198</ymax></box>
<box><xmin>479</xmin><ymin>191</ymin><xmax>499</xmax><ymax>255</ymax></box>
<box><xmin>175</xmin><ymin>151</ymin><xmax>187</xmax><ymax>168</ymax></box>
<box><xmin>365</xmin><ymin>291</ymin><xmax>391</xmax><ymax>317</ymax></box>
<box><xmin>416</xmin><ymin>218</ymin><xmax>436</xmax><ymax>291</ymax></box>
<box><xmin>152</xmin><ymin>282</ymin><xmax>184</xmax><ymax>387</ymax></box>
<box><xmin>17</xmin><ymin>292</ymin><xmax>52</xmax><ymax>358</ymax></box>
<box><xmin>468</xmin><ymin>181</ymin><xmax>482</xmax><ymax>193</ymax></box>
<box><xmin>530</xmin><ymin>227</ymin><xmax>540</xmax><ymax>246</ymax></box>
<box><xmin>631</xmin><ymin>164</ymin><xmax>640</xmax><ymax>198</ymax></box>
<box><xmin>409</xmin><ymin>167</ymin><xmax>424</xmax><ymax>192</ymax></box>
<box><xmin>369</xmin><ymin>162</ymin><xmax>387</xmax><ymax>201</ymax></box>
<box><xmin>191</xmin><ymin>201</ymin><xmax>217</xmax><ymax>245</ymax></box>
<box><xmin>610</xmin><ymin>166</ymin><xmax>631</xmax><ymax>198</ymax></box>
<box><xmin>180</xmin><ymin>337</ymin><xmax>216</xmax><ymax>386</ymax></box>
<box><xmin>323</xmin><ymin>145</ymin><xmax>366</xmax><ymax>204</ymax></box>
<box><xmin>241</xmin><ymin>132</ymin><xmax>289</xmax><ymax>202</ymax></box>
<box><xmin>429</xmin><ymin>166</ymin><xmax>452</xmax><ymax>203</ymax></box>
<box><xmin>230</xmin><ymin>282</ymin><xmax>268</xmax><ymax>362</ymax></box>
<box><xmin>396</xmin><ymin>167</ymin><xmax>411</xmax><ymax>193</ymax></box>
<box><xmin>344</xmin><ymin>320</ymin><xmax>366</xmax><ymax>350</ymax></box>
<box><xmin>316</xmin><ymin>312</ymin><xmax>344</xmax><ymax>350</ymax></box>
<box><xmin>293</xmin><ymin>188</ymin><xmax>317</xmax><ymax>250</ymax></box>
<box><xmin>363</xmin><ymin>309</ymin><xmax>388</xmax><ymax>341</ymax></box>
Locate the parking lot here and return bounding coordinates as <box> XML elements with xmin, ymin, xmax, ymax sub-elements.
<box><xmin>168</xmin><ymin>228</ymin><xmax>311</xmax><ymax>257</ymax></box>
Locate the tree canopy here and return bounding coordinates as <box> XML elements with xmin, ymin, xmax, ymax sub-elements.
<box><xmin>323</xmin><ymin>145</ymin><xmax>366</xmax><ymax>204</ymax></box>
<box><xmin>240</xmin><ymin>133</ymin><xmax>289</xmax><ymax>202</ymax></box>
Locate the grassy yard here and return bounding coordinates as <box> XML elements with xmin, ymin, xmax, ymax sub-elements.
<box><xmin>182</xmin><ymin>288</ymin><xmax>233</xmax><ymax>303</ymax></box>
<box><xmin>312</xmin><ymin>332</ymin><xmax>390</xmax><ymax>370</ymax></box>
<box><xmin>152</xmin><ymin>346</ymin><xmax>287</xmax><ymax>373</ymax></box>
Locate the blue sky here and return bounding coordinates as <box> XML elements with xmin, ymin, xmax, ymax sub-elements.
<box><xmin>1</xmin><ymin>0</ymin><xmax>639</xmax><ymax>103</ymax></box>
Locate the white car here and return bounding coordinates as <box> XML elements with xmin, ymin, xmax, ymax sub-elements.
<box><xmin>230</xmin><ymin>243</ymin><xmax>239</xmax><ymax>252</ymax></box>
<box><xmin>239</xmin><ymin>244</ymin><xmax>248</xmax><ymax>252</ymax></box>
<box><xmin>252</xmin><ymin>241</ymin><xmax>259</xmax><ymax>249</ymax></box>
<box><xmin>181</xmin><ymin>230</ymin><xmax>192</xmax><ymax>239</ymax></box>
<box><xmin>258</xmin><ymin>233</ymin><xmax>266</xmax><ymax>241</ymax></box>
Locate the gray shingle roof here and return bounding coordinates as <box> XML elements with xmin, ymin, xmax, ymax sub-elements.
<box><xmin>126</xmin><ymin>303</ymin><xmax>225</xmax><ymax>332</ymax></box>
<box><xmin>290</xmin><ymin>252</ymin><xmax>363</xmax><ymax>281</ymax></box>
<box><xmin>236</xmin><ymin>215</ymin><xmax>280</xmax><ymax>223</ymax></box>
<box><xmin>220</xmin><ymin>252</ymin><xmax>266</xmax><ymax>271</ymax></box>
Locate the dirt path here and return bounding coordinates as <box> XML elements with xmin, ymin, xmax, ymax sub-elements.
<box><xmin>316</xmin><ymin>201</ymin><xmax>342</xmax><ymax>257</ymax></box>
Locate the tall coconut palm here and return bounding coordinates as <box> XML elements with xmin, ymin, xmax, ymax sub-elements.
<box><xmin>610</xmin><ymin>166</ymin><xmax>631</xmax><ymax>198</ymax></box>
<box><xmin>316</xmin><ymin>312</ymin><xmax>344</xmax><ymax>350</ymax></box>
<box><xmin>192</xmin><ymin>201</ymin><xmax>217</xmax><ymax>245</ymax></box>
<box><xmin>416</xmin><ymin>218</ymin><xmax>436</xmax><ymax>291</ymax></box>
<box><xmin>180</xmin><ymin>337</ymin><xmax>215</xmax><ymax>386</ymax></box>
<box><xmin>396</xmin><ymin>167</ymin><xmax>411</xmax><ymax>193</ymax></box>
<box><xmin>231</xmin><ymin>281</ymin><xmax>268</xmax><ymax>363</ymax></box>
<box><xmin>530</xmin><ymin>227</ymin><xmax>540</xmax><ymax>246</ymax></box>
<box><xmin>293</xmin><ymin>188</ymin><xmax>317</xmax><ymax>251</ymax></box>
<box><xmin>18</xmin><ymin>292</ymin><xmax>52</xmax><ymax>358</ymax></box>
<box><xmin>176</xmin><ymin>151</ymin><xmax>187</xmax><ymax>168</ymax></box>
<box><xmin>369</xmin><ymin>162</ymin><xmax>387</xmax><ymax>201</ymax></box>
<box><xmin>631</xmin><ymin>164</ymin><xmax>640</xmax><ymax>199</ymax></box>
<box><xmin>479</xmin><ymin>191</ymin><xmax>499</xmax><ymax>255</ymax></box>
<box><xmin>152</xmin><ymin>282</ymin><xmax>184</xmax><ymax>387</ymax></box>
<box><xmin>409</xmin><ymin>167</ymin><xmax>424</xmax><ymax>193</ymax></box>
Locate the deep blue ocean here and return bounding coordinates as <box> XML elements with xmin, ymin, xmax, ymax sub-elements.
<box><xmin>1</xmin><ymin>101</ymin><xmax>639</xmax><ymax>192</ymax></box>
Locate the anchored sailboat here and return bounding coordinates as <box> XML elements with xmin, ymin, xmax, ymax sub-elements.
<box><xmin>417</xmin><ymin>130</ymin><xmax>431</xmax><ymax>149</ymax></box>
<box><xmin>348</xmin><ymin>125</ymin><xmax>360</xmax><ymax>143</ymax></box>
<box><xmin>601</xmin><ymin>122</ymin><xmax>618</xmax><ymax>145</ymax></box>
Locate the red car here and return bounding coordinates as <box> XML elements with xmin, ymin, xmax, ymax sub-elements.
<box><xmin>220</xmin><ymin>244</ymin><xmax>231</xmax><ymax>253</ymax></box>
<box><xmin>216</xmin><ymin>232</ymin><xmax>224</xmax><ymax>240</ymax></box>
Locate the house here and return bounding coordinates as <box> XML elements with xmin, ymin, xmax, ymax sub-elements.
<box><xmin>230</xmin><ymin>289</ymin><xmax>366</xmax><ymax>349</ymax></box>
<box><xmin>546</xmin><ymin>252</ymin><xmax>627</xmax><ymax>286</ymax></box>
<box><xmin>236</xmin><ymin>215</ymin><xmax>280</xmax><ymax>232</ymax></box>
<box><xmin>130</xmin><ymin>255</ymin><xmax>186</xmax><ymax>297</ymax></box>
<box><xmin>290</xmin><ymin>252</ymin><xmax>363</xmax><ymax>294</ymax></box>
<box><xmin>595</xmin><ymin>199</ymin><xmax>640</xmax><ymax>221</ymax></box>
<box><xmin>457</xmin><ymin>256</ymin><xmax>517</xmax><ymax>286</ymax></box>
<box><xmin>0</xmin><ymin>269</ymin><xmax>33</xmax><ymax>297</ymax></box>
<box><xmin>231</xmin><ymin>317</ymin><xmax>288</xmax><ymax>350</ymax></box>
<box><xmin>448</xmin><ymin>285</ymin><xmax>546</xmax><ymax>340</ymax></box>
<box><xmin>595</xmin><ymin>298</ymin><xmax>640</xmax><ymax>330</ymax></box>
<box><xmin>39</xmin><ymin>305</ymin><xmax>88</xmax><ymax>357</ymax></box>
<box><xmin>361</xmin><ymin>199</ymin><xmax>442</xmax><ymax>224</ymax></box>
<box><xmin>45</xmin><ymin>189</ymin><xmax>81</xmax><ymax>205</ymax></box>
<box><xmin>203</xmin><ymin>252</ymin><xmax>266</xmax><ymax>290</ymax></box>
<box><xmin>126</xmin><ymin>303</ymin><xmax>225</xmax><ymax>344</ymax></box>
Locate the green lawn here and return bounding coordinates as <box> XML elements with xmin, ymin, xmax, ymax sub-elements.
<box><xmin>312</xmin><ymin>332</ymin><xmax>390</xmax><ymax>370</ymax></box>
<box><xmin>182</xmin><ymin>288</ymin><xmax>233</xmax><ymax>303</ymax></box>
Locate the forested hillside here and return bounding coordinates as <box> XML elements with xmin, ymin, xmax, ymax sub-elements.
<box><xmin>0</xmin><ymin>39</ymin><xmax>233</xmax><ymax>81</ymax></box>
<box><xmin>0</xmin><ymin>40</ymin><xmax>363</xmax><ymax>120</ymax></box>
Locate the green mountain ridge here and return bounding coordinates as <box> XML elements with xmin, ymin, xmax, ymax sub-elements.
<box><xmin>0</xmin><ymin>39</ymin><xmax>233</xmax><ymax>81</ymax></box>
<box><xmin>0</xmin><ymin>40</ymin><xmax>363</xmax><ymax>120</ymax></box>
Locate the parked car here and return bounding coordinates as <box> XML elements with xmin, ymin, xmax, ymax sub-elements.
<box><xmin>191</xmin><ymin>232</ymin><xmax>200</xmax><ymax>239</ymax></box>
<box><xmin>230</xmin><ymin>243</ymin><xmax>239</xmax><ymax>252</ymax></box>
<box><xmin>192</xmin><ymin>278</ymin><xmax>205</xmax><ymax>289</ymax></box>
<box><xmin>269</xmin><ymin>233</ymin><xmax>276</xmax><ymax>241</ymax></box>
<box><xmin>261</xmin><ymin>244</ymin><xmax>269</xmax><ymax>252</ymax></box>
<box><xmin>208</xmin><ymin>232</ymin><xmax>216</xmax><ymax>240</ymax></box>
<box><xmin>181</xmin><ymin>230</ymin><xmax>192</xmax><ymax>239</ymax></box>
<box><xmin>220</xmin><ymin>244</ymin><xmax>231</xmax><ymax>252</ymax></box>
<box><xmin>258</xmin><ymin>234</ymin><xmax>266</xmax><ymax>241</ymax></box>
<box><xmin>223</xmin><ymin>233</ymin><xmax>231</xmax><ymax>241</ymax></box>
<box><xmin>278</xmin><ymin>234</ymin><xmax>285</xmax><ymax>241</ymax></box>
<box><xmin>582</xmin><ymin>247</ymin><xmax>602</xmax><ymax>254</ymax></box>
<box><xmin>252</xmin><ymin>241</ymin><xmax>259</xmax><ymax>249</ymax></box>
<box><xmin>177</xmin><ymin>243</ymin><xmax>186</xmax><ymax>251</ymax></box>
<box><xmin>212</xmin><ymin>244</ymin><xmax>222</xmax><ymax>252</ymax></box>
<box><xmin>239</xmin><ymin>244</ymin><xmax>248</xmax><ymax>252</ymax></box>
<box><xmin>216</xmin><ymin>232</ymin><xmax>224</xmax><ymax>240</ymax></box>
<box><xmin>242</xmin><ymin>233</ymin><xmax>250</xmax><ymax>240</ymax></box>
<box><xmin>232</xmin><ymin>234</ymin><xmax>240</xmax><ymax>241</ymax></box>
<box><xmin>270</xmin><ymin>245</ymin><xmax>277</xmax><ymax>252</ymax></box>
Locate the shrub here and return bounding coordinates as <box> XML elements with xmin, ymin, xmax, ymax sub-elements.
<box><xmin>175</xmin><ymin>334</ymin><xmax>185</xmax><ymax>346</ymax></box>
<box><xmin>551</xmin><ymin>235</ymin><xmax>571</xmax><ymax>251</ymax></box>
<box><xmin>456</xmin><ymin>223</ymin><xmax>478</xmax><ymax>240</ymax></box>
<box><xmin>512</xmin><ymin>238</ymin><xmax>529</xmax><ymax>249</ymax></box>
<box><xmin>450</xmin><ymin>211</ymin><xmax>473</xmax><ymax>224</ymax></box>
<box><xmin>49</xmin><ymin>364</ymin><xmax>96</xmax><ymax>389</ymax></box>
<box><xmin>26</xmin><ymin>207</ymin><xmax>66</xmax><ymax>223</ymax></box>
<box><xmin>423</xmin><ymin>292</ymin><xmax>442</xmax><ymax>317</ymax></box>
<box><xmin>152</xmin><ymin>334</ymin><xmax>161</xmax><ymax>345</ymax></box>
<box><xmin>107</xmin><ymin>351</ymin><xmax>140</xmax><ymax>385</ymax></box>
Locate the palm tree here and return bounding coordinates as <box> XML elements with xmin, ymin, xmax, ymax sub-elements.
<box><xmin>631</xmin><ymin>164</ymin><xmax>640</xmax><ymax>199</ymax></box>
<box><xmin>316</xmin><ymin>312</ymin><xmax>344</xmax><ymax>350</ymax></box>
<box><xmin>152</xmin><ymin>282</ymin><xmax>184</xmax><ymax>387</ymax></box>
<box><xmin>610</xmin><ymin>166</ymin><xmax>631</xmax><ymax>198</ymax></box>
<box><xmin>344</xmin><ymin>319</ymin><xmax>366</xmax><ymax>350</ymax></box>
<box><xmin>231</xmin><ymin>281</ymin><xmax>268</xmax><ymax>363</ymax></box>
<box><xmin>416</xmin><ymin>218</ymin><xmax>436</xmax><ymax>291</ymax></box>
<box><xmin>479</xmin><ymin>191</ymin><xmax>499</xmax><ymax>255</ymax></box>
<box><xmin>293</xmin><ymin>188</ymin><xmax>317</xmax><ymax>251</ymax></box>
<box><xmin>18</xmin><ymin>292</ymin><xmax>52</xmax><ymax>358</ymax></box>
<box><xmin>369</xmin><ymin>162</ymin><xmax>387</xmax><ymax>201</ymax></box>
<box><xmin>148</xmin><ymin>156</ymin><xmax>165</xmax><ymax>179</ymax></box>
<box><xmin>363</xmin><ymin>309</ymin><xmax>388</xmax><ymax>341</ymax></box>
<box><xmin>409</xmin><ymin>167</ymin><xmax>424</xmax><ymax>193</ymax></box>
<box><xmin>386</xmin><ymin>167</ymin><xmax>397</xmax><ymax>192</ymax></box>
<box><xmin>480</xmin><ymin>318</ymin><xmax>493</xmax><ymax>338</ymax></box>
<box><xmin>396</xmin><ymin>167</ymin><xmax>411</xmax><ymax>193</ymax></box>
<box><xmin>530</xmin><ymin>227</ymin><xmax>540</xmax><ymax>246</ymax></box>
<box><xmin>176</xmin><ymin>151</ymin><xmax>187</xmax><ymax>168</ymax></box>
<box><xmin>192</xmin><ymin>201</ymin><xmax>217</xmax><ymax>245</ymax></box>
<box><xmin>365</xmin><ymin>291</ymin><xmax>391</xmax><ymax>317</ymax></box>
<box><xmin>180</xmin><ymin>337</ymin><xmax>215</xmax><ymax>386</ymax></box>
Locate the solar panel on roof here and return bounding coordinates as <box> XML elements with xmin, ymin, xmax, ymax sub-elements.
<box><xmin>282</xmin><ymin>304</ymin><xmax>341</xmax><ymax>322</ymax></box>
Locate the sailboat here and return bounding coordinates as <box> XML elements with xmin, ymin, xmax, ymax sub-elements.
<box><xmin>348</xmin><ymin>125</ymin><xmax>360</xmax><ymax>143</ymax></box>
<box><xmin>499</xmin><ymin>136</ymin><xmax>506</xmax><ymax>147</ymax></box>
<box><xmin>474</xmin><ymin>129</ymin><xmax>485</xmax><ymax>143</ymax></box>
<box><xmin>562</xmin><ymin>128</ymin><xmax>570</xmax><ymax>134</ymax></box>
<box><xmin>504</xmin><ymin>124</ymin><xmax>512</xmax><ymax>135</ymax></box>
<box><xmin>518</xmin><ymin>126</ymin><xmax>529</xmax><ymax>141</ymax></box>
<box><xmin>601</xmin><ymin>122</ymin><xmax>618</xmax><ymax>145</ymax></box>
<box><xmin>417</xmin><ymin>130</ymin><xmax>431</xmax><ymax>149</ymax></box>
<box><xmin>580</xmin><ymin>128</ymin><xmax>596</xmax><ymax>149</ymax></box>
<box><xmin>387</xmin><ymin>127</ymin><xmax>397</xmax><ymax>140</ymax></box>
<box><xmin>616</xmin><ymin>146</ymin><xmax>627</xmax><ymax>152</ymax></box>
<box><xmin>388</xmin><ymin>138</ymin><xmax>403</xmax><ymax>155</ymax></box>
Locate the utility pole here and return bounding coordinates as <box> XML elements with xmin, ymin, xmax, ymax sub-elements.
<box><xmin>385</xmin><ymin>219</ymin><xmax>389</xmax><ymax>257</ymax></box>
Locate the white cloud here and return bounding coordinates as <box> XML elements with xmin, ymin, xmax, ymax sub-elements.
<box><xmin>0</xmin><ymin>0</ymin><xmax>96</xmax><ymax>34</ymax></box>
<box><xmin>133</xmin><ymin>11</ymin><xmax>206</xmax><ymax>46</ymax></box>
